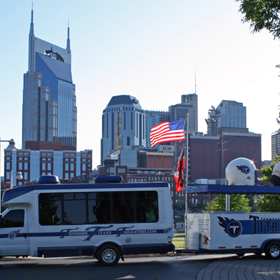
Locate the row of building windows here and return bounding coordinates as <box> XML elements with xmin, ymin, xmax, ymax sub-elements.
<box><xmin>18</xmin><ymin>152</ymin><xmax>29</xmax><ymax>156</ymax></box>
<box><xmin>105</xmin><ymin>107</ymin><xmax>135</xmax><ymax>113</ymax></box>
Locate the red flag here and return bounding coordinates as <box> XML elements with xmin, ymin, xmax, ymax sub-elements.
<box><xmin>174</xmin><ymin>148</ymin><xmax>185</xmax><ymax>192</ymax></box>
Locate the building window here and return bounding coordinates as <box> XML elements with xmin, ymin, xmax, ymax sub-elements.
<box><xmin>82</xmin><ymin>164</ymin><xmax>86</xmax><ymax>171</ymax></box>
<box><xmin>70</xmin><ymin>163</ymin><xmax>74</xmax><ymax>171</ymax></box>
<box><xmin>6</xmin><ymin>162</ymin><xmax>10</xmax><ymax>170</ymax></box>
<box><xmin>65</xmin><ymin>163</ymin><xmax>69</xmax><ymax>171</ymax></box>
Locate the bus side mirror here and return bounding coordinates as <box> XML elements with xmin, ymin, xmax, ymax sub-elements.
<box><xmin>0</xmin><ymin>216</ymin><xmax>2</xmax><ymax>228</ymax></box>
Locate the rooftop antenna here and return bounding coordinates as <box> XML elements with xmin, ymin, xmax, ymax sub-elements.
<box><xmin>66</xmin><ymin>19</ymin><xmax>71</xmax><ymax>52</ymax></box>
<box><xmin>194</xmin><ymin>69</ymin><xmax>197</xmax><ymax>94</ymax></box>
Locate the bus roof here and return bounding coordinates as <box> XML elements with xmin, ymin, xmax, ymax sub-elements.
<box><xmin>2</xmin><ymin>182</ymin><xmax>169</xmax><ymax>203</ymax></box>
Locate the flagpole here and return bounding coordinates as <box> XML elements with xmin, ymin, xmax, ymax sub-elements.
<box><xmin>184</xmin><ymin>113</ymin><xmax>189</xmax><ymax>247</ymax></box>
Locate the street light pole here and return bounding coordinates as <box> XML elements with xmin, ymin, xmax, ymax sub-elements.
<box><xmin>10</xmin><ymin>171</ymin><xmax>23</xmax><ymax>189</ymax></box>
<box><xmin>0</xmin><ymin>139</ymin><xmax>18</xmax><ymax>213</ymax></box>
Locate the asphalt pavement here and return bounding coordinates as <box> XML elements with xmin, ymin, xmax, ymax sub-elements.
<box><xmin>196</xmin><ymin>254</ymin><xmax>280</xmax><ymax>280</ymax></box>
<box><xmin>1</xmin><ymin>253</ymin><xmax>280</xmax><ymax>280</ymax></box>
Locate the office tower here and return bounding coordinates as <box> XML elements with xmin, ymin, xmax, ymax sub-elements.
<box><xmin>271</xmin><ymin>110</ymin><xmax>280</xmax><ymax>160</ymax></box>
<box><xmin>271</xmin><ymin>129</ymin><xmax>280</xmax><ymax>160</ymax></box>
<box><xmin>145</xmin><ymin>110</ymin><xmax>170</xmax><ymax>148</ymax></box>
<box><xmin>205</xmin><ymin>100</ymin><xmax>248</xmax><ymax>136</ymax></box>
<box><xmin>22</xmin><ymin>9</ymin><xmax>77</xmax><ymax>149</ymax></box>
<box><xmin>101</xmin><ymin>95</ymin><xmax>146</xmax><ymax>165</ymax></box>
<box><xmin>168</xmin><ymin>93</ymin><xmax>198</xmax><ymax>163</ymax></box>
<box><xmin>180</xmin><ymin>93</ymin><xmax>198</xmax><ymax>133</ymax></box>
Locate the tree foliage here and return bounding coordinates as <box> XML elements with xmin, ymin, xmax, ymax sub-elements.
<box><xmin>236</xmin><ymin>0</ymin><xmax>280</xmax><ymax>39</ymax></box>
<box><xmin>259</xmin><ymin>154</ymin><xmax>280</xmax><ymax>181</ymax></box>
<box><xmin>256</xmin><ymin>155</ymin><xmax>280</xmax><ymax>212</ymax></box>
<box><xmin>206</xmin><ymin>194</ymin><xmax>251</xmax><ymax>212</ymax></box>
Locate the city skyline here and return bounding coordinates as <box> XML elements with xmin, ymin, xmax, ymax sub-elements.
<box><xmin>1</xmin><ymin>1</ymin><xmax>280</xmax><ymax>172</ymax></box>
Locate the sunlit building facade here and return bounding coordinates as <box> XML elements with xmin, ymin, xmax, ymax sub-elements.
<box><xmin>101</xmin><ymin>95</ymin><xmax>146</xmax><ymax>164</ymax></box>
<box><xmin>4</xmin><ymin>141</ymin><xmax>92</xmax><ymax>186</ymax></box>
<box><xmin>22</xmin><ymin>9</ymin><xmax>77</xmax><ymax>149</ymax></box>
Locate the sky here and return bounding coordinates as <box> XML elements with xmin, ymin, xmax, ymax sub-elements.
<box><xmin>1</xmin><ymin>0</ymin><xmax>280</xmax><ymax>173</ymax></box>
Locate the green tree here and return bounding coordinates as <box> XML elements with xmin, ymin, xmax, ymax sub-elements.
<box><xmin>259</xmin><ymin>154</ymin><xmax>280</xmax><ymax>181</ymax></box>
<box><xmin>236</xmin><ymin>0</ymin><xmax>280</xmax><ymax>39</ymax></box>
<box><xmin>256</xmin><ymin>155</ymin><xmax>280</xmax><ymax>212</ymax></box>
<box><xmin>206</xmin><ymin>194</ymin><xmax>251</xmax><ymax>212</ymax></box>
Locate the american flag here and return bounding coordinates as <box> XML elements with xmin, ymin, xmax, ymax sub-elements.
<box><xmin>150</xmin><ymin>118</ymin><xmax>185</xmax><ymax>148</ymax></box>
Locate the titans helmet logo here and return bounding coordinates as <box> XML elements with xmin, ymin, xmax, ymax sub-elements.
<box><xmin>236</xmin><ymin>165</ymin><xmax>250</xmax><ymax>174</ymax></box>
<box><xmin>8</xmin><ymin>230</ymin><xmax>20</xmax><ymax>240</ymax></box>
<box><xmin>217</xmin><ymin>217</ymin><xmax>242</xmax><ymax>237</ymax></box>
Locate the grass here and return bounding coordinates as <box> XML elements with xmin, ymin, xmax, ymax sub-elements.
<box><xmin>173</xmin><ymin>232</ymin><xmax>185</xmax><ymax>249</ymax></box>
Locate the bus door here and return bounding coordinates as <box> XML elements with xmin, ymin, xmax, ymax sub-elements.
<box><xmin>0</xmin><ymin>208</ymin><xmax>29</xmax><ymax>256</ymax></box>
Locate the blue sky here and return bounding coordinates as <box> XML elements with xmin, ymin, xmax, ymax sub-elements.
<box><xmin>1</xmin><ymin>0</ymin><xmax>280</xmax><ymax>172</ymax></box>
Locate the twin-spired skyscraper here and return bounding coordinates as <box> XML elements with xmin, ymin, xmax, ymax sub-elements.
<box><xmin>22</xmin><ymin>9</ymin><xmax>77</xmax><ymax>149</ymax></box>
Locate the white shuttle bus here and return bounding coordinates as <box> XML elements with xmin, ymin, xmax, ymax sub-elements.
<box><xmin>0</xmin><ymin>175</ymin><xmax>174</xmax><ymax>265</ymax></box>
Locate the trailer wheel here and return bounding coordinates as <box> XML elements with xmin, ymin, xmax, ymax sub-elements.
<box><xmin>265</xmin><ymin>242</ymin><xmax>280</xmax><ymax>259</ymax></box>
<box><xmin>96</xmin><ymin>244</ymin><xmax>120</xmax><ymax>266</ymax></box>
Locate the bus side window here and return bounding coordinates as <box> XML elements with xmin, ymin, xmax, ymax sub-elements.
<box><xmin>1</xmin><ymin>210</ymin><xmax>24</xmax><ymax>228</ymax></box>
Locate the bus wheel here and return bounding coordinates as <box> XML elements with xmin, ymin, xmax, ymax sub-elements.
<box><xmin>265</xmin><ymin>242</ymin><xmax>280</xmax><ymax>259</ymax></box>
<box><xmin>97</xmin><ymin>244</ymin><xmax>120</xmax><ymax>266</ymax></box>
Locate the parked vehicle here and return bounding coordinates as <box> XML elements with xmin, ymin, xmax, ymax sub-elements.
<box><xmin>0</xmin><ymin>175</ymin><xmax>174</xmax><ymax>265</ymax></box>
<box><xmin>186</xmin><ymin>184</ymin><xmax>280</xmax><ymax>259</ymax></box>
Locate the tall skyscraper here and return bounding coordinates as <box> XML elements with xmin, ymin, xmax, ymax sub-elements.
<box><xmin>22</xmin><ymin>9</ymin><xmax>77</xmax><ymax>149</ymax></box>
<box><xmin>271</xmin><ymin>108</ymin><xmax>280</xmax><ymax>160</ymax></box>
<box><xmin>169</xmin><ymin>93</ymin><xmax>198</xmax><ymax>163</ymax></box>
<box><xmin>205</xmin><ymin>100</ymin><xmax>248</xmax><ymax>136</ymax></box>
<box><xmin>101</xmin><ymin>95</ymin><xmax>146</xmax><ymax>164</ymax></box>
<box><xmin>145</xmin><ymin>110</ymin><xmax>170</xmax><ymax>149</ymax></box>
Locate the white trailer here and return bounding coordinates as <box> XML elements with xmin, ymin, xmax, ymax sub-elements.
<box><xmin>186</xmin><ymin>184</ymin><xmax>280</xmax><ymax>259</ymax></box>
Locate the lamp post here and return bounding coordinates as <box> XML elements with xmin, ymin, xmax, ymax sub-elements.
<box><xmin>0</xmin><ymin>139</ymin><xmax>18</xmax><ymax>213</ymax></box>
<box><xmin>10</xmin><ymin>171</ymin><xmax>23</xmax><ymax>189</ymax></box>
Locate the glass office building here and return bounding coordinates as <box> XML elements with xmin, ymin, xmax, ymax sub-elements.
<box><xmin>101</xmin><ymin>95</ymin><xmax>146</xmax><ymax>164</ymax></box>
<box><xmin>22</xmin><ymin>9</ymin><xmax>77</xmax><ymax>149</ymax></box>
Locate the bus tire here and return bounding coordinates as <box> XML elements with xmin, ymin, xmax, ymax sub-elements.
<box><xmin>96</xmin><ymin>244</ymin><xmax>120</xmax><ymax>266</ymax></box>
<box><xmin>265</xmin><ymin>242</ymin><xmax>280</xmax><ymax>259</ymax></box>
